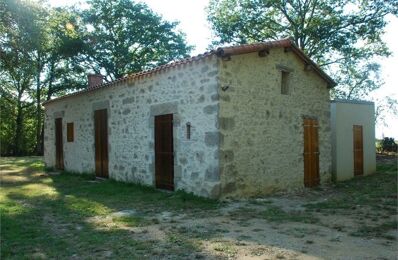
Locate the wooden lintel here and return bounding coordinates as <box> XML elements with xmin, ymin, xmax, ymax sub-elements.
<box><xmin>221</xmin><ymin>54</ymin><xmax>231</xmax><ymax>61</ymax></box>
<box><xmin>304</xmin><ymin>64</ymin><xmax>313</xmax><ymax>71</ymax></box>
<box><xmin>284</xmin><ymin>47</ymin><xmax>292</xmax><ymax>53</ymax></box>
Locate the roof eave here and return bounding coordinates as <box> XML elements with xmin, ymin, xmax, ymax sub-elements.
<box><xmin>289</xmin><ymin>44</ymin><xmax>337</xmax><ymax>88</ymax></box>
<box><xmin>216</xmin><ymin>39</ymin><xmax>337</xmax><ymax>88</ymax></box>
<box><xmin>43</xmin><ymin>39</ymin><xmax>337</xmax><ymax>106</ymax></box>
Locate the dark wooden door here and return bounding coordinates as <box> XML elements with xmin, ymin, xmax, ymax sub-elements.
<box><xmin>303</xmin><ymin>118</ymin><xmax>320</xmax><ymax>187</ymax></box>
<box><xmin>155</xmin><ymin>114</ymin><xmax>174</xmax><ymax>190</ymax></box>
<box><xmin>94</xmin><ymin>109</ymin><xmax>109</xmax><ymax>178</ymax></box>
<box><xmin>353</xmin><ymin>125</ymin><xmax>364</xmax><ymax>176</ymax></box>
<box><xmin>55</xmin><ymin>118</ymin><xmax>64</xmax><ymax>170</ymax></box>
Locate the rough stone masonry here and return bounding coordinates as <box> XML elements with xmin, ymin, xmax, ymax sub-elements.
<box><xmin>44</xmin><ymin>41</ymin><xmax>333</xmax><ymax>199</ymax></box>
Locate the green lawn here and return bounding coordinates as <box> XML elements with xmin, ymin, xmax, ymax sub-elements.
<box><xmin>0</xmin><ymin>157</ymin><xmax>218</xmax><ymax>259</ymax></box>
<box><xmin>1</xmin><ymin>156</ymin><xmax>397</xmax><ymax>259</ymax></box>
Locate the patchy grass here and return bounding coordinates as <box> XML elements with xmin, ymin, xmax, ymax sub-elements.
<box><xmin>0</xmin><ymin>157</ymin><xmax>218</xmax><ymax>259</ymax></box>
<box><xmin>0</xmin><ymin>156</ymin><xmax>45</xmax><ymax>171</ymax></box>
<box><xmin>351</xmin><ymin>220</ymin><xmax>398</xmax><ymax>240</ymax></box>
<box><xmin>111</xmin><ymin>215</ymin><xmax>152</xmax><ymax>227</ymax></box>
<box><xmin>1</xmin><ymin>155</ymin><xmax>397</xmax><ymax>259</ymax></box>
<box><xmin>304</xmin><ymin>170</ymin><xmax>397</xmax><ymax>212</ymax></box>
<box><xmin>262</xmin><ymin>205</ymin><xmax>319</xmax><ymax>224</ymax></box>
<box><xmin>212</xmin><ymin>240</ymin><xmax>238</xmax><ymax>257</ymax></box>
<box><xmin>302</xmin><ymin>155</ymin><xmax>397</xmax><ymax>239</ymax></box>
<box><xmin>376</xmin><ymin>160</ymin><xmax>397</xmax><ymax>172</ymax></box>
<box><xmin>248</xmin><ymin>199</ymin><xmax>274</xmax><ymax>205</ymax></box>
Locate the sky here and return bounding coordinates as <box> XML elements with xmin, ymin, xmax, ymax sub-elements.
<box><xmin>48</xmin><ymin>0</ymin><xmax>397</xmax><ymax>139</ymax></box>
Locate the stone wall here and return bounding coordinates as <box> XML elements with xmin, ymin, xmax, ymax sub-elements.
<box><xmin>44</xmin><ymin>56</ymin><xmax>221</xmax><ymax>198</ymax></box>
<box><xmin>218</xmin><ymin>49</ymin><xmax>332</xmax><ymax>198</ymax></box>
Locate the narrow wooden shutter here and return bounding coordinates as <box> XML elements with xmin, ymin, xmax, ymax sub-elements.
<box><xmin>155</xmin><ymin>114</ymin><xmax>174</xmax><ymax>190</ymax></box>
<box><xmin>100</xmin><ymin>110</ymin><xmax>109</xmax><ymax>178</ymax></box>
<box><xmin>67</xmin><ymin>123</ymin><xmax>74</xmax><ymax>142</ymax></box>
<box><xmin>55</xmin><ymin>118</ymin><xmax>64</xmax><ymax>170</ymax></box>
<box><xmin>94</xmin><ymin>109</ymin><xmax>109</xmax><ymax>178</ymax></box>
<box><xmin>303</xmin><ymin>118</ymin><xmax>320</xmax><ymax>187</ymax></box>
<box><xmin>353</xmin><ymin>125</ymin><xmax>364</xmax><ymax>176</ymax></box>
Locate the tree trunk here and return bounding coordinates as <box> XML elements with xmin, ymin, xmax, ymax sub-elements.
<box><xmin>47</xmin><ymin>61</ymin><xmax>55</xmax><ymax>101</ymax></box>
<box><xmin>35</xmin><ymin>53</ymin><xmax>43</xmax><ymax>155</ymax></box>
<box><xmin>14</xmin><ymin>92</ymin><xmax>24</xmax><ymax>156</ymax></box>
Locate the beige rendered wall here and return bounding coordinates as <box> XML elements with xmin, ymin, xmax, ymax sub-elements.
<box><xmin>218</xmin><ymin>49</ymin><xmax>332</xmax><ymax>198</ymax></box>
<box><xmin>331</xmin><ymin>100</ymin><xmax>376</xmax><ymax>181</ymax></box>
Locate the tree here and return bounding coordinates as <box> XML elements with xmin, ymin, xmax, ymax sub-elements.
<box><xmin>207</xmin><ymin>0</ymin><xmax>395</xmax><ymax>100</ymax></box>
<box><xmin>380</xmin><ymin>137</ymin><xmax>398</xmax><ymax>153</ymax></box>
<box><xmin>42</xmin><ymin>7</ymin><xmax>87</xmax><ymax>100</ymax></box>
<box><xmin>1</xmin><ymin>0</ymin><xmax>40</xmax><ymax>155</ymax></box>
<box><xmin>33</xmin><ymin>7</ymin><xmax>86</xmax><ymax>154</ymax></box>
<box><xmin>375</xmin><ymin>96</ymin><xmax>398</xmax><ymax>127</ymax></box>
<box><xmin>81</xmin><ymin>0</ymin><xmax>192</xmax><ymax>81</ymax></box>
<box><xmin>0</xmin><ymin>0</ymin><xmax>86</xmax><ymax>155</ymax></box>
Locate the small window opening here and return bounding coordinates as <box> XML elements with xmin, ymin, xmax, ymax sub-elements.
<box><xmin>67</xmin><ymin>122</ymin><xmax>74</xmax><ymax>142</ymax></box>
<box><xmin>186</xmin><ymin>122</ymin><xmax>191</xmax><ymax>140</ymax></box>
<box><xmin>281</xmin><ymin>71</ymin><xmax>290</xmax><ymax>95</ymax></box>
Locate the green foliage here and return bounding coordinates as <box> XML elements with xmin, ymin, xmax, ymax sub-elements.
<box><xmin>81</xmin><ymin>0</ymin><xmax>192</xmax><ymax>80</ymax></box>
<box><xmin>376</xmin><ymin>139</ymin><xmax>383</xmax><ymax>153</ymax></box>
<box><xmin>375</xmin><ymin>97</ymin><xmax>398</xmax><ymax>127</ymax></box>
<box><xmin>380</xmin><ymin>137</ymin><xmax>398</xmax><ymax>153</ymax></box>
<box><xmin>0</xmin><ymin>0</ymin><xmax>42</xmax><ymax>155</ymax></box>
<box><xmin>41</xmin><ymin>7</ymin><xmax>88</xmax><ymax>99</ymax></box>
<box><xmin>0</xmin><ymin>0</ymin><xmax>86</xmax><ymax>155</ymax></box>
<box><xmin>0</xmin><ymin>92</ymin><xmax>16</xmax><ymax>155</ymax></box>
<box><xmin>207</xmin><ymin>0</ymin><xmax>394</xmax><ymax>100</ymax></box>
<box><xmin>0</xmin><ymin>0</ymin><xmax>191</xmax><ymax>156</ymax></box>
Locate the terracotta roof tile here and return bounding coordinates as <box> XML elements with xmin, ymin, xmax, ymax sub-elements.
<box><xmin>43</xmin><ymin>39</ymin><xmax>335</xmax><ymax>105</ymax></box>
<box><xmin>215</xmin><ymin>38</ymin><xmax>336</xmax><ymax>87</ymax></box>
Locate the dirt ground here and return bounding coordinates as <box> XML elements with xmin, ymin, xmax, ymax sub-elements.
<box><xmin>153</xmin><ymin>195</ymin><xmax>397</xmax><ymax>260</ymax></box>
<box><xmin>137</xmin><ymin>196</ymin><xmax>396</xmax><ymax>257</ymax></box>
<box><xmin>1</xmin><ymin>155</ymin><xmax>397</xmax><ymax>259</ymax></box>
<box><xmin>90</xmin><ymin>155</ymin><xmax>397</xmax><ymax>259</ymax></box>
<box><xmin>121</xmin><ymin>155</ymin><xmax>397</xmax><ymax>259</ymax></box>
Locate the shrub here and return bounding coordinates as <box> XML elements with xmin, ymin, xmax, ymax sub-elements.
<box><xmin>381</xmin><ymin>137</ymin><xmax>398</xmax><ymax>153</ymax></box>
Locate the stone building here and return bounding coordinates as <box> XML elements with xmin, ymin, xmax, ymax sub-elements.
<box><xmin>43</xmin><ymin>39</ymin><xmax>336</xmax><ymax>198</ymax></box>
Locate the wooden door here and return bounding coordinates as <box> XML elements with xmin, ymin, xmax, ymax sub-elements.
<box><xmin>155</xmin><ymin>114</ymin><xmax>174</xmax><ymax>190</ymax></box>
<box><xmin>55</xmin><ymin>118</ymin><xmax>64</xmax><ymax>170</ymax></box>
<box><xmin>353</xmin><ymin>125</ymin><xmax>364</xmax><ymax>176</ymax></box>
<box><xmin>94</xmin><ymin>109</ymin><xmax>109</xmax><ymax>178</ymax></box>
<box><xmin>303</xmin><ymin>118</ymin><xmax>320</xmax><ymax>187</ymax></box>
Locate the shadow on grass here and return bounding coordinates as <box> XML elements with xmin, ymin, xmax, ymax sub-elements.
<box><xmin>2</xmin><ymin>156</ymin><xmax>397</xmax><ymax>259</ymax></box>
<box><xmin>0</xmin><ymin>157</ymin><xmax>220</xmax><ymax>259</ymax></box>
<box><xmin>304</xmin><ymin>169</ymin><xmax>397</xmax><ymax>212</ymax></box>
<box><xmin>1</xmin><ymin>197</ymin><xmax>166</xmax><ymax>259</ymax></box>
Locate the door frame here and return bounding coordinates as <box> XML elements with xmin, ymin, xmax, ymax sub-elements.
<box><xmin>94</xmin><ymin>109</ymin><xmax>109</xmax><ymax>178</ymax></box>
<box><xmin>303</xmin><ymin>117</ymin><xmax>320</xmax><ymax>187</ymax></box>
<box><xmin>154</xmin><ymin>113</ymin><xmax>175</xmax><ymax>191</ymax></box>
<box><xmin>55</xmin><ymin>117</ymin><xmax>64</xmax><ymax>170</ymax></box>
<box><xmin>149</xmin><ymin>102</ymin><xmax>179</xmax><ymax>189</ymax></box>
<box><xmin>353</xmin><ymin>125</ymin><xmax>364</xmax><ymax>176</ymax></box>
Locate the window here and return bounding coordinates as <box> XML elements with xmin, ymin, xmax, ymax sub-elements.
<box><xmin>281</xmin><ymin>71</ymin><xmax>290</xmax><ymax>95</ymax></box>
<box><xmin>67</xmin><ymin>122</ymin><xmax>74</xmax><ymax>142</ymax></box>
<box><xmin>276</xmin><ymin>64</ymin><xmax>292</xmax><ymax>95</ymax></box>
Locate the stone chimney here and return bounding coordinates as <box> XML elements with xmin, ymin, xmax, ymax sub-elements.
<box><xmin>88</xmin><ymin>74</ymin><xmax>103</xmax><ymax>89</ymax></box>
